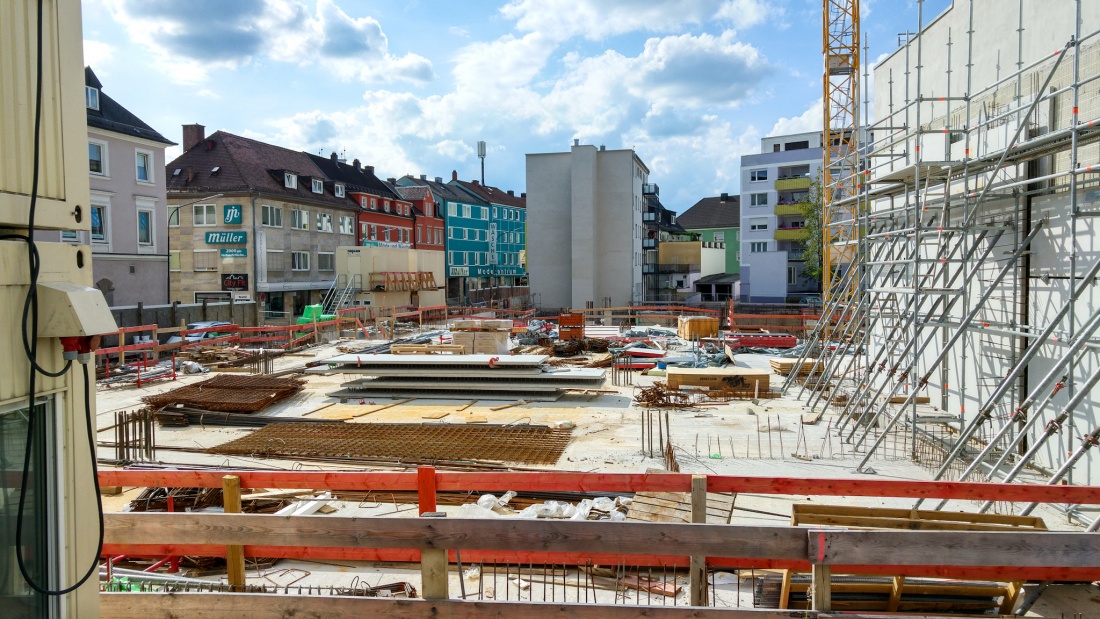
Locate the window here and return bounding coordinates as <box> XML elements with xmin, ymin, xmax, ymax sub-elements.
<box><xmin>750</xmin><ymin>242</ymin><xmax>768</xmax><ymax>253</ymax></box>
<box><xmin>284</xmin><ymin>172</ymin><xmax>297</xmax><ymax>189</ymax></box>
<box><xmin>90</xmin><ymin>205</ymin><xmax>108</xmax><ymax>243</ymax></box>
<box><xmin>463</xmin><ymin>205</ymin><xmax>471</xmax><ymax>218</ymax></box>
<box><xmin>750</xmin><ymin>193</ymin><xmax>769</xmax><ymax>207</ymax></box>
<box><xmin>317</xmin><ymin>252</ymin><xmax>335</xmax><ymax>272</ymax></box>
<box><xmin>713</xmin><ymin>231</ymin><xmax>725</xmax><ymax>242</ymax></box>
<box><xmin>749</xmin><ymin>217</ymin><xmax>769</xmax><ymax>231</ymax></box>
<box><xmin>788</xmin><ymin>266</ymin><xmax>797</xmax><ymax>285</ymax></box>
<box><xmin>192</xmin><ymin>204</ymin><xmax>216</xmax><ymax>226</ymax></box>
<box><xmin>316</xmin><ymin>212</ymin><xmax>333</xmax><ymax>232</ymax></box>
<box><xmin>492</xmin><ymin>207</ymin><xmax>498</xmax><ymax>218</ymax></box>
<box><xmin>785</xmin><ymin>140</ymin><xmax>810</xmax><ymax>151</ymax></box>
<box><xmin>88</xmin><ymin>140</ymin><xmax>107</xmax><ymax>175</ymax></box>
<box><xmin>448</xmin><ymin>204</ymin><xmax>457</xmax><ymax>217</ymax></box>
<box><xmin>291</xmin><ymin>251</ymin><xmax>310</xmax><ymax>271</ymax></box>
<box><xmin>137</xmin><ymin>209</ymin><xmax>153</xmax><ymax>245</ymax></box>
<box><xmin>262</xmin><ymin>204</ymin><xmax>283</xmax><ymax>227</ymax></box>
<box><xmin>370</xmin><ymin>198</ymin><xmax>377</xmax><ymax>210</ymax></box>
<box><xmin>339</xmin><ymin>215</ymin><xmax>354</xmax><ymax>235</ymax></box>
<box><xmin>416</xmin><ymin>228</ymin><xmax>421</xmax><ymax>243</ymax></box>
<box><xmin>168</xmin><ymin>206</ymin><xmax>180</xmax><ymax>227</ymax></box>
<box><xmin>383</xmin><ymin>201</ymin><xmax>391</xmax><ymax>213</ymax></box>
<box><xmin>291</xmin><ymin>209</ymin><xmax>309</xmax><ymax>230</ymax></box>
<box><xmin>193</xmin><ymin>250</ymin><xmax>218</xmax><ymax>271</ymax></box>
<box><xmin>267</xmin><ymin>250</ymin><xmax>285</xmax><ymax>271</ymax></box>
<box><xmin>360</xmin><ymin>196</ymin><xmax>368</xmax><ymax>208</ymax></box>
<box><xmin>750</xmin><ymin>169</ymin><xmax>768</xmax><ymax>182</ymax></box>
<box><xmin>369</xmin><ymin>225</ymin><xmax>377</xmax><ymax>240</ymax></box>
<box><xmin>135</xmin><ymin>149</ymin><xmax>153</xmax><ymax>183</ymax></box>
<box><xmin>86</xmin><ymin>85</ymin><xmax>99</xmax><ymax>110</ymax></box>
<box><xmin>169</xmin><ymin>250</ymin><xmax>181</xmax><ymax>271</ymax></box>
<box><xmin>335</xmin><ymin>183</ymin><xmax>345</xmax><ymax>198</ymax></box>
<box><xmin>311</xmin><ymin>178</ymin><xmax>323</xmax><ymax>194</ymax></box>
<box><xmin>435</xmin><ymin>230</ymin><xmax>442</xmax><ymax>244</ymax></box>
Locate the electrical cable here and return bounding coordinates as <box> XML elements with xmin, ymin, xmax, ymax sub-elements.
<box><xmin>11</xmin><ymin>0</ymin><xmax>106</xmax><ymax>596</ymax></box>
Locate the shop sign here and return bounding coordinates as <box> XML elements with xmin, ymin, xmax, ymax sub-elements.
<box><xmin>223</xmin><ymin>204</ymin><xmax>243</xmax><ymax>225</ymax></box>
<box><xmin>221</xmin><ymin>273</ymin><xmax>249</xmax><ymax>291</ymax></box>
<box><xmin>220</xmin><ymin>248</ymin><xmax>247</xmax><ymax>258</ymax></box>
<box><xmin>206</xmin><ymin>231</ymin><xmax>247</xmax><ymax>244</ymax></box>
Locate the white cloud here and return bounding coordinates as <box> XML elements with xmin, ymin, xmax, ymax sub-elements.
<box><xmin>433</xmin><ymin>140</ymin><xmax>474</xmax><ymax>160</ymax></box>
<box><xmin>714</xmin><ymin>0</ymin><xmax>773</xmax><ymax>29</ymax></box>
<box><xmin>769</xmin><ymin>99</ymin><xmax>822</xmax><ymax>136</ymax></box>
<box><xmin>100</xmin><ymin>0</ymin><xmax>432</xmax><ymax>85</ymax></box>
<box><xmin>83</xmin><ymin>40</ymin><xmax>115</xmax><ymax>69</ymax></box>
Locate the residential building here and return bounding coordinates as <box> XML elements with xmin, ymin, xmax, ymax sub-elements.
<box><xmin>165</xmin><ymin>126</ymin><xmax>358</xmax><ymax>319</ymax></box>
<box><xmin>526</xmin><ymin>142</ymin><xmax>648</xmax><ymax>308</ymax></box>
<box><xmin>307</xmin><ymin>154</ymin><xmax>414</xmax><ymax>248</ymax></box>
<box><xmin>739</xmin><ymin>131</ymin><xmax>823</xmax><ymax>302</ymax></box>
<box><xmin>391</xmin><ymin>183</ymin><xmax>445</xmax><ymax>252</ymax></box>
<box><xmin>448</xmin><ymin>172</ymin><xmax>527</xmax><ymax>288</ymax></box>
<box><xmin>678</xmin><ymin>194</ymin><xmax>741</xmax><ymax>301</ymax></box>
<box><xmin>640</xmin><ymin>189</ymin><xmax>697</xmax><ymax>302</ymax></box>
<box><xmin>397</xmin><ymin>174</ymin><xmax>493</xmax><ymax>302</ymax></box>
<box><xmin>43</xmin><ymin>67</ymin><xmax>176</xmax><ymax>306</ymax></box>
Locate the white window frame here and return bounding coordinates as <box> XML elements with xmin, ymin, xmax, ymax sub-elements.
<box><xmin>291</xmin><ymin>208</ymin><xmax>309</xmax><ymax>230</ymax></box>
<box><xmin>193</xmin><ymin>203</ymin><xmax>217</xmax><ymax>227</ymax></box>
<box><xmin>311</xmin><ymin>178</ymin><xmax>324</xmax><ymax>194</ymax></box>
<box><xmin>750</xmin><ymin>169</ymin><xmax>768</xmax><ymax>182</ymax></box>
<box><xmin>335</xmin><ymin>183</ymin><xmax>345</xmax><ymax>198</ymax></box>
<box><xmin>448</xmin><ymin>204</ymin><xmax>457</xmax><ymax>217</ymax></box>
<box><xmin>168</xmin><ymin>205</ymin><xmax>180</xmax><ymax>227</ymax></box>
<box><xmin>463</xmin><ymin>204</ymin><xmax>471</xmax><ymax>218</ymax></box>
<box><xmin>317</xmin><ymin>252</ymin><xmax>335</xmax><ymax>272</ymax></box>
<box><xmin>750</xmin><ymin>192</ymin><xmax>769</xmax><ymax>207</ymax></box>
<box><xmin>416</xmin><ymin>228</ymin><xmax>422</xmax><ymax>244</ymax></box>
<box><xmin>135</xmin><ymin>148</ymin><xmax>154</xmax><ymax>184</ymax></box>
<box><xmin>713</xmin><ymin>231</ymin><xmax>725</xmax><ymax>242</ymax></box>
<box><xmin>262</xmin><ymin>204</ymin><xmax>283</xmax><ymax>228</ymax></box>
<box><xmin>788</xmin><ymin>266</ymin><xmax>797</xmax><ymax>285</ymax></box>
<box><xmin>193</xmin><ymin>249</ymin><xmax>218</xmax><ymax>271</ymax></box>
<box><xmin>136</xmin><ymin>207</ymin><xmax>154</xmax><ymax>247</ymax></box>
<box><xmin>86</xmin><ymin>86</ymin><xmax>99</xmax><ymax>110</ymax></box>
<box><xmin>750</xmin><ymin>242</ymin><xmax>768</xmax><ymax>253</ymax></box>
<box><xmin>90</xmin><ymin>203</ymin><xmax>109</xmax><ymax>244</ymax></box>
<box><xmin>339</xmin><ymin>215</ymin><xmax>354</xmax><ymax>235</ymax></box>
<box><xmin>169</xmin><ymin>250</ymin><xmax>181</xmax><ymax>272</ymax></box>
<box><xmin>749</xmin><ymin>217</ymin><xmax>769</xmax><ymax>231</ymax></box>
<box><xmin>89</xmin><ymin>139</ymin><xmax>108</xmax><ymax>177</ymax></box>
<box><xmin>284</xmin><ymin>172</ymin><xmax>297</xmax><ymax>189</ymax></box>
<box><xmin>316</xmin><ymin>212</ymin><xmax>333</xmax><ymax>233</ymax></box>
<box><xmin>291</xmin><ymin>251</ymin><xmax>311</xmax><ymax>272</ymax></box>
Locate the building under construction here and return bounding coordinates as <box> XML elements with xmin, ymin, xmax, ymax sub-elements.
<box><xmin>795</xmin><ymin>0</ymin><xmax>1100</xmax><ymax>502</ymax></box>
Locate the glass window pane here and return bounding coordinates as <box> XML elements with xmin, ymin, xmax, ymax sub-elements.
<box><xmin>138</xmin><ymin>211</ymin><xmax>151</xmax><ymax>244</ymax></box>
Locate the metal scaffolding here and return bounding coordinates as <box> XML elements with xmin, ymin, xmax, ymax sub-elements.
<box><xmin>787</xmin><ymin>0</ymin><xmax>1100</xmax><ymax>524</ymax></box>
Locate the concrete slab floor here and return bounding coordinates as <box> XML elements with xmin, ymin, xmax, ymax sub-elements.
<box><xmin>95</xmin><ymin>342</ymin><xmax>1098</xmax><ymax>614</ymax></box>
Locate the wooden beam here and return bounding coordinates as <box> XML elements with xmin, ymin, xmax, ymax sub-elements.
<box><xmin>810</xmin><ymin>564</ymin><xmax>831</xmax><ymax>611</ymax></box>
<box><xmin>99</xmin><ymin>593</ymin><xmax>871</xmax><ymax>619</ymax></box>
<box><xmin>689</xmin><ymin>475</ymin><xmax>708</xmax><ymax>607</ymax></box>
<box><xmin>809</xmin><ymin>530</ymin><xmax>1100</xmax><ymax>567</ymax></box>
<box><xmin>103</xmin><ymin>513</ymin><xmax>809</xmax><ymax>560</ymax></box>
<box><xmin>222</xmin><ymin>475</ymin><xmax>245</xmax><ymax>591</ymax></box>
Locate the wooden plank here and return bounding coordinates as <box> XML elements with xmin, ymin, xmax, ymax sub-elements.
<box><xmin>887</xmin><ymin>576</ymin><xmax>903</xmax><ymax>613</ymax></box>
<box><xmin>222</xmin><ymin>475</ymin><xmax>245</xmax><ymax>591</ymax></box>
<box><xmin>792</xmin><ymin>504</ymin><xmax>1046</xmax><ymax>528</ymax></box>
<box><xmin>791</xmin><ymin>514</ymin><xmax>1045</xmax><ymax>531</ymax></box>
<box><xmin>422</xmin><ymin>411</ymin><xmax>449</xmax><ymax>419</ymax></box>
<box><xmin>689</xmin><ymin>475</ymin><xmax>707</xmax><ymax>607</ymax></box>
<box><xmin>99</xmin><ymin>593</ymin><xmax>870</xmax><ymax>619</ymax></box>
<box><xmin>810</xmin><ymin>564</ymin><xmax>831</xmax><ymax>611</ymax></box>
<box><xmin>421</xmin><ymin>548</ymin><xmax>449</xmax><ymax>600</ymax></box>
<box><xmin>809</xmin><ymin>530</ymin><xmax>1100</xmax><ymax>567</ymax></box>
<box><xmin>103</xmin><ymin>513</ymin><xmax>809</xmax><ymax>560</ymax></box>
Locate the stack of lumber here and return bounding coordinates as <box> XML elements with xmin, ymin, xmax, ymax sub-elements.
<box><xmin>451</xmin><ymin>320</ymin><xmax>512</xmax><ymax>354</ymax></box>
<box><xmin>769</xmin><ymin>358</ymin><xmax>824</xmax><ymax>376</ymax></box>
<box><xmin>665</xmin><ymin>367</ymin><xmax>770</xmax><ymax>391</ymax></box>
<box><xmin>390</xmin><ymin>343</ymin><xmax>467</xmax><ymax>355</ymax></box>
<box><xmin>178</xmin><ymin>346</ymin><xmax>252</xmax><ymax>365</ymax></box>
<box><xmin>677</xmin><ymin>316</ymin><xmax>719</xmax><ymax>340</ymax></box>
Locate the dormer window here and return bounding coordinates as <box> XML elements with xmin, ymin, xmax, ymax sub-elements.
<box><xmin>311</xmin><ymin>178</ymin><xmax>323</xmax><ymax>194</ymax></box>
<box><xmin>85</xmin><ymin>86</ymin><xmax>99</xmax><ymax>110</ymax></box>
<box><xmin>335</xmin><ymin>183</ymin><xmax>345</xmax><ymax>198</ymax></box>
<box><xmin>284</xmin><ymin>172</ymin><xmax>297</xmax><ymax>189</ymax></box>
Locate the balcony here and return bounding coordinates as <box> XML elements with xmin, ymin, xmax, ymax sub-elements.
<box><xmin>643</xmin><ymin>183</ymin><xmax>660</xmax><ymax>195</ymax></box>
<box><xmin>658</xmin><ymin>263</ymin><xmax>700</xmax><ymax>274</ymax></box>
<box><xmin>775</xmin><ymin>227</ymin><xmax>810</xmax><ymax>241</ymax></box>
<box><xmin>774</xmin><ymin>203</ymin><xmax>804</xmax><ymax>216</ymax></box>
<box><xmin>642</xmin><ymin>238</ymin><xmax>657</xmax><ymax>249</ymax></box>
<box><xmin>642</xmin><ymin>212</ymin><xmax>658</xmax><ymax>222</ymax></box>
<box><xmin>775</xmin><ymin>176</ymin><xmax>812</xmax><ymax>191</ymax></box>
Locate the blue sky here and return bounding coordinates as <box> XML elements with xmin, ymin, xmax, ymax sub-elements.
<box><xmin>82</xmin><ymin>0</ymin><xmax>951</xmax><ymax>210</ymax></box>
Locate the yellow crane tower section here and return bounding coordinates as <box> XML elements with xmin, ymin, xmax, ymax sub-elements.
<box><xmin>822</xmin><ymin>0</ymin><xmax>861</xmax><ymax>315</ymax></box>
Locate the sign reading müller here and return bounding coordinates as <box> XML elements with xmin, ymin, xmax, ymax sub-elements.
<box><xmin>221</xmin><ymin>273</ymin><xmax>249</xmax><ymax>292</ymax></box>
<box><xmin>205</xmin><ymin>231</ymin><xmax>247</xmax><ymax>244</ymax></box>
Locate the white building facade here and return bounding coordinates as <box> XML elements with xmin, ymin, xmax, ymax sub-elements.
<box><xmin>739</xmin><ymin>131</ymin><xmax>822</xmax><ymax>303</ymax></box>
<box><xmin>525</xmin><ymin>143</ymin><xmax>647</xmax><ymax>309</ymax></box>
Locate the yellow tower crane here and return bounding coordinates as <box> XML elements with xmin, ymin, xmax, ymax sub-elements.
<box><xmin>822</xmin><ymin>0</ymin><xmax>861</xmax><ymax>320</ymax></box>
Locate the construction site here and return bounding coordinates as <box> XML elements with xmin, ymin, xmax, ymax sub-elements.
<box><xmin>2</xmin><ymin>1</ymin><xmax>1100</xmax><ymax>618</ymax></box>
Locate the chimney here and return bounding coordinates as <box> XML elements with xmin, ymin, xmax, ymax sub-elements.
<box><xmin>182</xmin><ymin>124</ymin><xmax>205</xmax><ymax>152</ymax></box>
<box><xmin>451</xmin><ymin>170</ymin><xmax>458</xmax><ymax>181</ymax></box>
<box><xmin>353</xmin><ymin>158</ymin><xmax>361</xmax><ymax>170</ymax></box>
<box><xmin>521</xmin><ymin>192</ymin><xmax>526</xmax><ymax>198</ymax></box>
<box><xmin>599</xmin><ymin>144</ymin><xmax>606</xmax><ymax>151</ymax></box>
<box><xmin>435</xmin><ymin>177</ymin><xmax>443</xmax><ymax>183</ymax></box>
<box><xmin>720</xmin><ymin>192</ymin><xmax>729</xmax><ymax>202</ymax></box>
<box><xmin>330</xmin><ymin>152</ymin><xmax>338</xmax><ymax>163</ymax></box>
<box><xmin>472</xmin><ymin>180</ymin><xmax>479</xmax><ymax>186</ymax></box>
<box><xmin>387</xmin><ymin>177</ymin><xmax>397</xmax><ymax>184</ymax></box>
<box><xmin>573</xmin><ymin>139</ymin><xmax>580</xmax><ymax>146</ymax></box>
<box><xmin>420</xmin><ymin>174</ymin><xmax>427</xmax><ymax>181</ymax></box>
<box><xmin>365</xmin><ymin>165</ymin><xmax>374</xmax><ymax>175</ymax></box>
<box><xmin>507</xmin><ymin>190</ymin><xmax>514</xmax><ymax>196</ymax></box>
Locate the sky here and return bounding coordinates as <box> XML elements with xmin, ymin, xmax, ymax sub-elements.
<box><xmin>81</xmin><ymin>0</ymin><xmax>951</xmax><ymax>211</ymax></box>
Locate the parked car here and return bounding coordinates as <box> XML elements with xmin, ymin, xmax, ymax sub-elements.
<box><xmin>165</xmin><ymin>321</ymin><xmax>233</xmax><ymax>345</ymax></box>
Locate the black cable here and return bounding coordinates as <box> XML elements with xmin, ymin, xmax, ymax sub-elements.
<box><xmin>12</xmin><ymin>0</ymin><xmax>105</xmax><ymax>596</ymax></box>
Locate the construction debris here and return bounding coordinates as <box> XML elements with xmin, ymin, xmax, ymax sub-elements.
<box><xmin>142</xmin><ymin>374</ymin><xmax>306</xmax><ymax>413</ymax></box>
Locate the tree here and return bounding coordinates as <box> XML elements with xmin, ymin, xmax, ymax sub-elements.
<box><xmin>798</xmin><ymin>171</ymin><xmax>824</xmax><ymax>284</ymax></box>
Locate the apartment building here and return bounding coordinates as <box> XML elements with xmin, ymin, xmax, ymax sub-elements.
<box><xmin>165</xmin><ymin>126</ymin><xmax>358</xmax><ymax>319</ymax></box>
<box><xmin>677</xmin><ymin>194</ymin><xmax>741</xmax><ymax>301</ymax></box>
<box><xmin>526</xmin><ymin>142</ymin><xmax>648</xmax><ymax>308</ymax></box>
<box><xmin>448</xmin><ymin>173</ymin><xmax>528</xmax><ymax>288</ymax></box>
<box><xmin>43</xmin><ymin>67</ymin><xmax>176</xmax><ymax>306</ymax></box>
<box><xmin>739</xmin><ymin>131</ymin><xmax>823</xmax><ymax>302</ymax></box>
